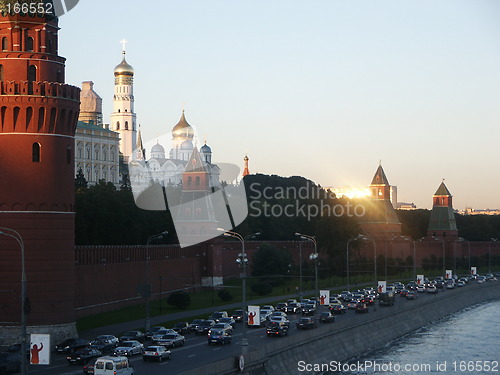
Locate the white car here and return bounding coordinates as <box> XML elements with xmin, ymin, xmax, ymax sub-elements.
<box><xmin>114</xmin><ymin>340</ymin><xmax>143</xmax><ymax>356</ymax></box>
<box><xmin>261</xmin><ymin>305</ymin><xmax>275</xmax><ymax>312</ymax></box>
<box><xmin>260</xmin><ymin>309</ymin><xmax>273</xmax><ymax>320</ymax></box>
<box><xmin>416</xmin><ymin>285</ymin><xmax>425</xmax><ymax>293</ymax></box>
<box><xmin>95</xmin><ymin>335</ymin><xmax>119</xmax><ymax>346</ymax></box>
<box><xmin>151</xmin><ymin>329</ymin><xmax>175</xmax><ymax>343</ymax></box>
<box><xmin>268</xmin><ymin>316</ymin><xmax>290</xmax><ymax>327</ymax></box>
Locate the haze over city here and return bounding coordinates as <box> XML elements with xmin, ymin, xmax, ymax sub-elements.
<box><xmin>59</xmin><ymin>0</ymin><xmax>500</xmax><ymax>210</ymax></box>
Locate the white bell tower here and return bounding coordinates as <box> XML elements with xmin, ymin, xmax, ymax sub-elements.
<box><xmin>111</xmin><ymin>39</ymin><xmax>137</xmax><ymax>163</ymax></box>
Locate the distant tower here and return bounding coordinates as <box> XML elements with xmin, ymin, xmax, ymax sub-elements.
<box><xmin>427</xmin><ymin>181</ymin><xmax>458</xmax><ymax>238</ymax></box>
<box><xmin>110</xmin><ymin>40</ymin><xmax>136</xmax><ymax>163</ymax></box>
<box><xmin>242</xmin><ymin>154</ymin><xmax>250</xmax><ymax>177</ymax></box>
<box><xmin>170</xmin><ymin>110</ymin><xmax>194</xmax><ymax>161</ymax></box>
<box><xmin>200</xmin><ymin>142</ymin><xmax>212</xmax><ymax>164</ymax></box>
<box><xmin>78</xmin><ymin>81</ymin><xmax>103</xmax><ymax>126</ymax></box>
<box><xmin>0</xmin><ymin>3</ymin><xmax>80</xmax><ymax>342</ymax></box>
<box><xmin>136</xmin><ymin>125</ymin><xmax>145</xmax><ymax>160</ymax></box>
<box><xmin>360</xmin><ymin>164</ymin><xmax>402</xmax><ymax>237</ymax></box>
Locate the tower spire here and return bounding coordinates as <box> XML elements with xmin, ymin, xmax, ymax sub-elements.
<box><xmin>243</xmin><ymin>154</ymin><xmax>250</xmax><ymax>177</ymax></box>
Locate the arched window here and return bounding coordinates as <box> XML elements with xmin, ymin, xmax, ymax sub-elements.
<box><xmin>26</xmin><ymin>37</ymin><xmax>34</xmax><ymax>52</ymax></box>
<box><xmin>0</xmin><ymin>64</ymin><xmax>4</xmax><ymax>82</ymax></box>
<box><xmin>125</xmin><ymin>121</ymin><xmax>128</xmax><ymax>130</ymax></box>
<box><xmin>187</xmin><ymin>176</ymin><xmax>192</xmax><ymax>186</ymax></box>
<box><xmin>116</xmin><ymin>121</ymin><xmax>120</xmax><ymax>130</ymax></box>
<box><xmin>28</xmin><ymin>65</ymin><xmax>36</xmax><ymax>82</ymax></box>
<box><xmin>1</xmin><ymin>37</ymin><xmax>7</xmax><ymax>51</ymax></box>
<box><xmin>32</xmin><ymin>142</ymin><xmax>41</xmax><ymax>162</ymax></box>
<box><xmin>195</xmin><ymin>176</ymin><xmax>201</xmax><ymax>186</ymax></box>
<box><xmin>94</xmin><ymin>149</ymin><xmax>99</xmax><ymax>160</ymax></box>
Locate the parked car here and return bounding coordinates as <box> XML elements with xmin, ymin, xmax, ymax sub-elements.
<box><xmin>93</xmin><ymin>356</ymin><xmax>134</xmax><ymax>375</ymax></box>
<box><xmin>55</xmin><ymin>338</ymin><xmax>90</xmax><ymax>354</ymax></box>
<box><xmin>330</xmin><ymin>304</ymin><xmax>347</xmax><ymax>314</ymax></box>
<box><xmin>66</xmin><ymin>348</ymin><xmax>102</xmax><ymax>365</ymax></box>
<box><xmin>231</xmin><ymin>310</ymin><xmax>245</xmax><ymax>322</ymax></box>
<box><xmin>119</xmin><ymin>331</ymin><xmax>145</xmax><ymax>343</ymax></box>
<box><xmin>172</xmin><ymin>322</ymin><xmax>190</xmax><ymax>335</ymax></box>
<box><xmin>196</xmin><ymin>320</ymin><xmax>215</xmax><ymax>335</ymax></box>
<box><xmin>113</xmin><ymin>340</ymin><xmax>143</xmax><ymax>356</ymax></box>
<box><xmin>145</xmin><ymin>326</ymin><xmax>166</xmax><ymax>340</ymax></box>
<box><xmin>207</xmin><ymin>329</ymin><xmax>232</xmax><ymax>345</ymax></box>
<box><xmin>0</xmin><ymin>352</ymin><xmax>20</xmax><ymax>374</ymax></box>
<box><xmin>157</xmin><ymin>333</ymin><xmax>185</xmax><ymax>348</ymax></box>
<box><xmin>142</xmin><ymin>346</ymin><xmax>170</xmax><ymax>362</ymax></box>
<box><xmin>188</xmin><ymin>319</ymin><xmax>204</xmax><ymax>332</ymax></box>
<box><xmin>296</xmin><ymin>317</ymin><xmax>317</xmax><ymax>330</ymax></box>
<box><xmin>266</xmin><ymin>322</ymin><xmax>289</xmax><ymax>337</ymax></box>
<box><xmin>90</xmin><ymin>339</ymin><xmax>115</xmax><ymax>354</ymax></box>
<box><xmin>319</xmin><ymin>311</ymin><xmax>335</xmax><ymax>323</ymax></box>
<box><xmin>355</xmin><ymin>302</ymin><xmax>369</xmax><ymax>313</ymax></box>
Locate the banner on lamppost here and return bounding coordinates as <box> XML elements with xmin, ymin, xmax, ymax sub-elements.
<box><xmin>445</xmin><ymin>270</ymin><xmax>453</xmax><ymax>280</ymax></box>
<box><xmin>319</xmin><ymin>290</ymin><xmax>330</xmax><ymax>305</ymax></box>
<box><xmin>377</xmin><ymin>281</ymin><xmax>386</xmax><ymax>294</ymax></box>
<box><xmin>416</xmin><ymin>275</ymin><xmax>424</xmax><ymax>286</ymax></box>
<box><xmin>471</xmin><ymin>267</ymin><xmax>477</xmax><ymax>275</ymax></box>
<box><xmin>30</xmin><ymin>334</ymin><xmax>50</xmax><ymax>365</ymax></box>
<box><xmin>247</xmin><ymin>305</ymin><xmax>260</xmax><ymax>326</ymax></box>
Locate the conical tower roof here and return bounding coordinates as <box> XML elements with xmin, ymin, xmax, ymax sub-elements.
<box><xmin>434</xmin><ymin>181</ymin><xmax>452</xmax><ymax>196</ymax></box>
<box><xmin>371</xmin><ymin>164</ymin><xmax>390</xmax><ymax>185</ymax></box>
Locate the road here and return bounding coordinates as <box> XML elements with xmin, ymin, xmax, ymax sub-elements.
<box><xmin>24</xmin><ymin>287</ymin><xmax>461</xmax><ymax>375</ymax></box>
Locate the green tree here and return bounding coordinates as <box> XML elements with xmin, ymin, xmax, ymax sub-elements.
<box><xmin>251</xmin><ymin>243</ymin><xmax>292</xmax><ymax>280</ymax></box>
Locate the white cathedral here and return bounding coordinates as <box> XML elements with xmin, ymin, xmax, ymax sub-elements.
<box><xmin>75</xmin><ymin>44</ymin><xmax>219</xmax><ymax>187</ymax></box>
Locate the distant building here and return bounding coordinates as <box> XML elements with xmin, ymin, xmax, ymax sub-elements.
<box><xmin>75</xmin><ymin>81</ymin><xmax>120</xmax><ymax>185</ymax></box>
<box><xmin>397</xmin><ymin>202</ymin><xmax>417</xmax><ymax>210</ymax></box>
<box><xmin>460</xmin><ymin>208</ymin><xmax>500</xmax><ymax>216</ymax></box>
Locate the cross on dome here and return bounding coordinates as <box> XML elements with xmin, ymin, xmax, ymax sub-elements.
<box><xmin>120</xmin><ymin>39</ymin><xmax>128</xmax><ymax>53</ymax></box>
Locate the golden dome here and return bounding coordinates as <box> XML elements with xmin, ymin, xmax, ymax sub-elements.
<box><xmin>172</xmin><ymin>111</ymin><xmax>194</xmax><ymax>140</ymax></box>
<box><xmin>114</xmin><ymin>52</ymin><xmax>134</xmax><ymax>77</ymax></box>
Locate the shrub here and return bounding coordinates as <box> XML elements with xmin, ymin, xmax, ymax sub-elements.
<box><xmin>167</xmin><ymin>291</ymin><xmax>191</xmax><ymax>309</ymax></box>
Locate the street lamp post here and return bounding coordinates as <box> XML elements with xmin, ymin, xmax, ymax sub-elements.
<box><xmin>298</xmin><ymin>240</ymin><xmax>303</xmax><ymax>300</ymax></box>
<box><xmin>489</xmin><ymin>238</ymin><xmax>498</xmax><ymax>273</ymax></box>
<box><xmin>145</xmin><ymin>231</ymin><xmax>168</xmax><ymax>332</ymax></box>
<box><xmin>218</xmin><ymin>229</ymin><xmax>259</xmax><ymax>366</ymax></box>
<box><xmin>295</xmin><ymin>233</ymin><xmax>317</xmax><ymax>300</ymax></box>
<box><xmin>0</xmin><ymin>227</ymin><xmax>26</xmax><ymax>375</ymax></box>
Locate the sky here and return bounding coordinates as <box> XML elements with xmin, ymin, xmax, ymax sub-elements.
<box><xmin>58</xmin><ymin>0</ymin><xmax>500</xmax><ymax>210</ymax></box>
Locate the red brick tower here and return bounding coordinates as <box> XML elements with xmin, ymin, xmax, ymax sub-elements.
<box><xmin>0</xmin><ymin>2</ymin><xmax>80</xmax><ymax>343</ymax></box>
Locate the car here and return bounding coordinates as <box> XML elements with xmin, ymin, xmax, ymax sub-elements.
<box><xmin>196</xmin><ymin>320</ymin><xmax>215</xmax><ymax>335</ymax></box>
<box><xmin>93</xmin><ymin>356</ymin><xmax>134</xmax><ymax>375</ymax></box>
<box><xmin>208</xmin><ymin>311</ymin><xmax>228</xmax><ymax>323</ymax></box>
<box><xmin>285</xmin><ymin>303</ymin><xmax>302</xmax><ymax>314</ymax></box>
<box><xmin>275</xmin><ymin>303</ymin><xmax>288</xmax><ymax>312</ymax></box>
<box><xmin>457</xmin><ymin>281</ymin><xmax>466</xmax><ymax>287</ymax></box>
<box><xmin>210</xmin><ymin>322</ymin><xmax>233</xmax><ymax>334</ymax></box>
<box><xmin>172</xmin><ymin>322</ymin><xmax>190</xmax><ymax>335</ymax></box>
<box><xmin>145</xmin><ymin>326</ymin><xmax>166</xmax><ymax>340</ymax></box>
<box><xmin>477</xmin><ymin>276</ymin><xmax>486</xmax><ymax>284</ymax></box>
<box><xmin>426</xmin><ymin>285</ymin><xmax>438</xmax><ymax>294</ymax></box>
<box><xmin>95</xmin><ymin>335</ymin><xmax>118</xmax><ymax>347</ymax></box>
<box><xmin>268</xmin><ymin>316</ymin><xmax>290</xmax><ymax>327</ymax></box>
<box><xmin>416</xmin><ymin>285</ymin><xmax>426</xmax><ymax>293</ymax></box>
<box><xmin>188</xmin><ymin>319</ymin><xmax>204</xmax><ymax>331</ymax></box>
<box><xmin>286</xmin><ymin>299</ymin><xmax>297</xmax><ymax>304</ymax></box>
<box><xmin>90</xmin><ymin>339</ymin><xmax>115</xmax><ymax>354</ymax></box>
<box><xmin>218</xmin><ymin>317</ymin><xmax>236</xmax><ymax>328</ymax></box>
<box><xmin>208</xmin><ymin>329</ymin><xmax>232</xmax><ymax>345</ymax></box>
<box><xmin>151</xmin><ymin>329</ymin><xmax>175</xmax><ymax>343</ymax></box>
<box><xmin>231</xmin><ymin>310</ymin><xmax>245</xmax><ymax>322</ymax></box>
<box><xmin>355</xmin><ymin>302</ymin><xmax>368</xmax><ymax>313</ymax></box>
<box><xmin>157</xmin><ymin>333</ymin><xmax>185</xmax><ymax>348</ymax></box>
<box><xmin>362</xmin><ymin>296</ymin><xmax>375</xmax><ymax>305</ymax></box>
<box><xmin>82</xmin><ymin>358</ymin><xmax>97</xmax><ymax>375</ymax></box>
<box><xmin>406</xmin><ymin>291</ymin><xmax>417</xmax><ymax>300</ymax></box>
<box><xmin>446</xmin><ymin>282</ymin><xmax>455</xmax><ymax>289</ymax></box>
<box><xmin>260</xmin><ymin>309</ymin><xmax>273</xmax><ymax>320</ymax></box>
<box><xmin>302</xmin><ymin>303</ymin><xmax>316</xmax><ymax>315</ymax></box>
<box><xmin>266</xmin><ymin>322</ymin><xmax>289</xmax><ymax>337</ymax></box>
<box><xmin>379</xmin><ymin>292</ymin><xmax>395</xmax><ymax>306</ymax></box>
<box><xmin>119</xmin><ymin>330</ymin><xmax>145</xmax><ymax>343</ymax></box>
<box><xmin>347</xmin><ymin>300</ymin><xmax>359</xmax><ymax>309</ymax></box>
<box><xmin>66</xmin><ymin>348</ymin><xmax>102</xmax><ymax>365</ymax></box>
<box><xmin>113</xmin><ymin>340</ymin><xmax>144</xmax><ymax>356</ymax></box>
<box><xmin>142</xmin><ymin>346</ymin><xmax>171</xmax><ymax>362</ymax></box>
<box><xmin>262</xmin><ymin>305</ymin><xmax>275</xmax><ymax>312</ymax></box>
<box><xmin>319</xmin><ymin>312</ymin><xmax>335</xmax><ymax>323</ymax></box>
<box><xmin>296</xmin><ymin>317</ymin><xmax>317</xmax><ymax>330</ymax></box>
<box><xmin>330</xmin><ymin>304</ymin><xmax>347</xmax><ymax>314</ymax></box>
<box><xmin>0</xmin><ymin>352</ymin><xmax>20</xmax><ymax>374</ymax></box>
<box><xmin>55</xmin><ymin>338</ymin><xmax>90</xmax><ymax>354</ymax></box>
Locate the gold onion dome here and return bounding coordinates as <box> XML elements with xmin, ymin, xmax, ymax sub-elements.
<box><xmin>172</xmin><ymin>110</ymin><xmax>194</xmax><ymax>140</ymax></box>
<box><xmin>114</xmin><ymin>52</ymin><xmax>134</xmax><ymax>77</ymax></box>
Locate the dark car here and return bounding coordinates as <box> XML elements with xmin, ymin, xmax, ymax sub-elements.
<box><xmin>208</xmin><ymin>311</ymin><xmax>228</xmax><ymax>323</ymax></box>
<box><xmin>55</xmin><ymin>338</ymin><xmax>90</xmax><ymax>354</ymax></box>
<box><xmin>66</xmin><ymin>348</ymin><xmax>102</xmax><ymax>365</ymax></box>
<box><xmin>406</xmin><ymin>291</ymin><xmax>417</xmax><ymax>300</ymax></box>
<box><xmin>83</xmin><ymin>358</ymin><xmax>97</xmax><ymax>375</ymax></box>
<box><xmin>172</xmin><ymin>322</ymin><xmax>190</xmax><ymax>335</ymax></box>
<box><xmin>361</xmin><ymin>296</ymin><xmax>375</xmax><ymax>305</ymax></box>
<box><xmin>119</xmin><ymin>330</ymin><xmax>145</xmax><ymax>343</ymax></box>
<box><xmin>231</xmin><ymin>310</ymin><xmax>244</xmax><ymax>322</ymax></box>
<box><xmin>286</xmin><ymin>303</ymin><xmax>302</xmax><ymax>314</ymax></box>
<box><xmin>302</xmin><ymin>303</ymin><xmax>316</xmax><ymax>316</ymax></box>
<box><xmin>266</xmin><ymin>322</ymin><xmax>289</xmax><ymax>337</ymax></box>
<box><xmin>145</xmin><ymin>326</ymin><xmax>166</xmax><ymax>340</ymax></box>
<box><xmin>90</xmin><ymin>339</ymin><xmax>115</xmax><ymax>354</ymax></box>
<box><xmin>355</xmin><ymin>302</ymin><xmax>368</xmax><ymax>313</ymax></box>
<box><xmin>330</xmin><ymin>304</ymin><xmax>347</xmax><ymax>314</ymax></box>
<box><xmin>208</xmin><ymin>329</ymin><xmax>232</xmax><ymax>345</ymax></box>
<box><xmin>296</xmin><ymin>317</ymin><xmax>317</xmax><ymax>330</ymax></box>
<box><xmin>275</xmin><ymin>302</ymin><xmax>288</xmax><ymax>312</ymax></box>
<box><xmin>188</xmin><ymin>319</ymin><xmax>204</xmax><ymax>332</ymax></box>
<box><xmin>0</xmin><ymin>352</ymin><xmax>20</xmax><ymax>374</ymax></box>
<box><xmin>319</xmin><ymin>311</ymin><xmax>335</xmax><ymax>323</ymax></box>
<box><xmin>195</xmin><ymin>320</ymin><xmax>215</xmax><ymax>335</ymax></box>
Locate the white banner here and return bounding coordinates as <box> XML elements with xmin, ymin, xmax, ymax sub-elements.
<box><xmin>416</xmin><ymin>275</ymin><xmax>424</xmax><ymax>286</ymax></box>
<box><xmin>247</xmin><ymin>305</ymin><xmax>260</xmax><ymax>326</ymax></box>
<box><xmin>30</xmin><ymin>334</ymin><xmax>50</xmax><ymax>365</ymax></box>
<box><xmin>446</xmin><ymin>270</ymin><xmax>453</xmax><ymax>280</ymax></box>
<box><xmin>319</xmin><ymin>290</ymin><xmax>330</xmax><ymax>305</ymax></box>
<box><xmin>471</xmin><ymin>266</ymin><xmax>477</xmax><ymax>275</ymax></box>
<box><xmin>377</xmin><ymin>281</ymin><xmax>386</xmax><ymax>294</ymax></box>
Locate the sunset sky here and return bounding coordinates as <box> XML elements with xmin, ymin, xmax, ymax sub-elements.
<box><xmin>59</xmin><ymin>0</ymin><xmax>500</xmax><ymax>209</ymax></box>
